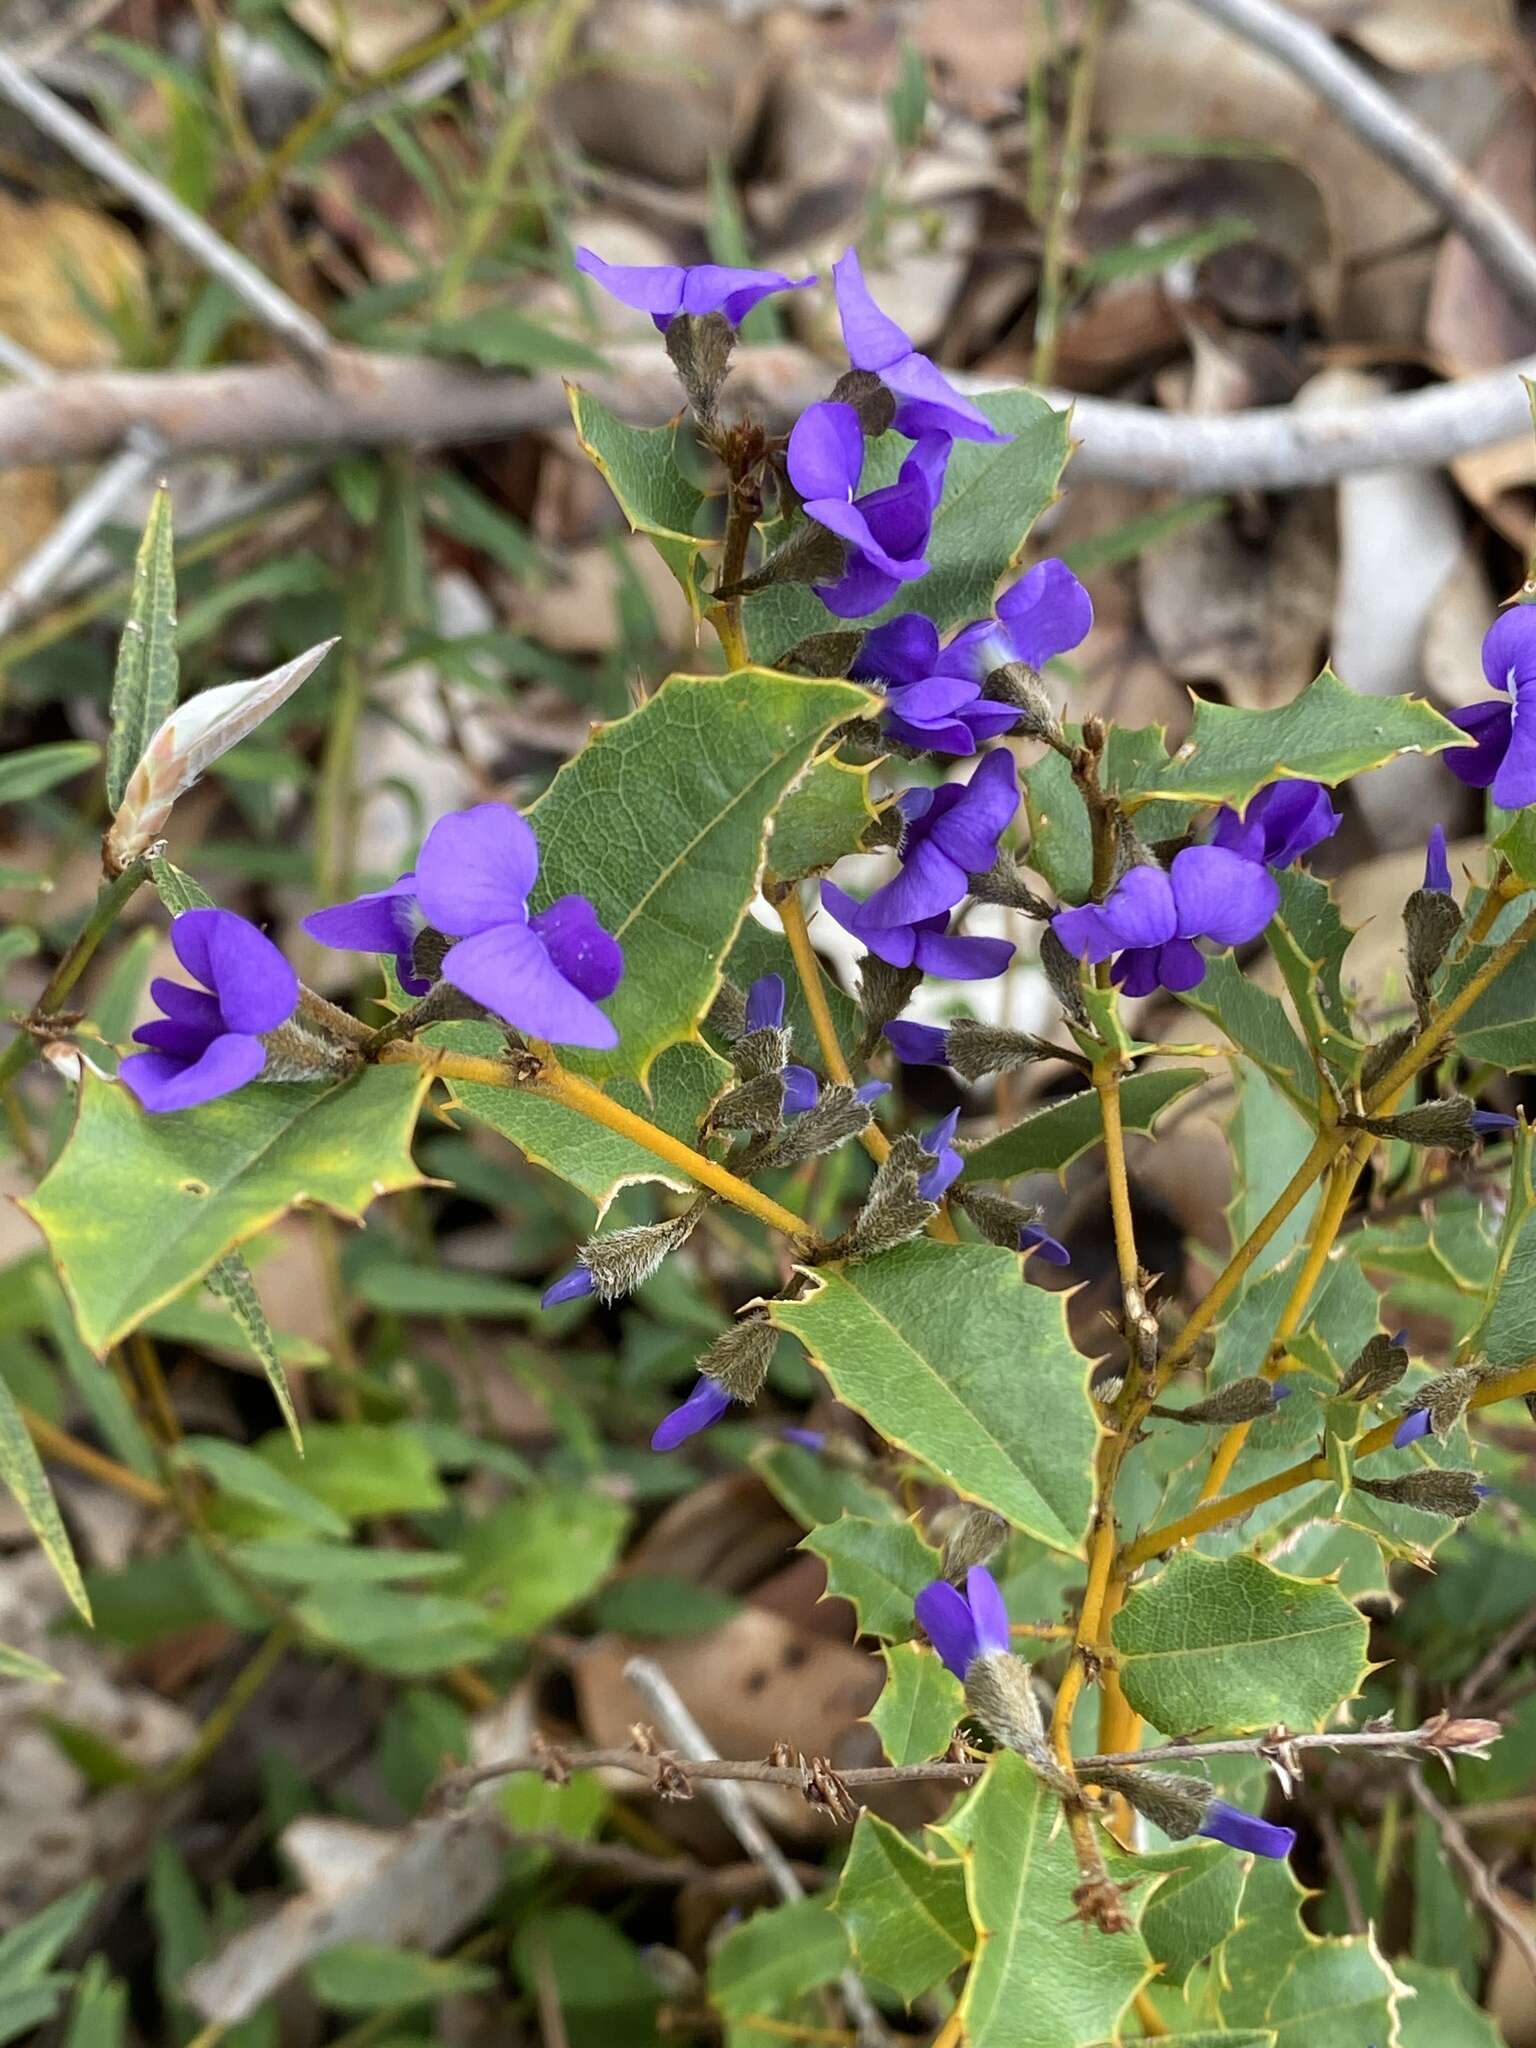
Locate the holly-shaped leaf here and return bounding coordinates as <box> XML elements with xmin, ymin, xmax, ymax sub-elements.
<box><xmin>802</xmin><ymin>1515</ymin><xmax>941</xmax><ymax>1640</ymax></box>
<box><xmin>765</xmin><ymin>750</ymin><xmax>879</xmax><ymax>883</ymax></box>
<box><xmin>867</xmin><ymin>1643</ymin><xmax>965</xmax><ymax>1765</ymax></box>
<box><xmin>963</xmin><ymin>1067</ymin><xmax>1206</xmax><ymax>1184</ymax></box>
<box><xmin>566</xmin><ymin>386</ymin><xmax>708</xmax><ymax>613</ymax></box>
<box><xmin>832</xmin><ymin>1814</ymin><xmax>973</xmax><ymax>2006</ymax></box>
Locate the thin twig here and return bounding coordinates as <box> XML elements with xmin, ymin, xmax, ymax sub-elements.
<box><xmin>1409</xmin><ymin>1771</ymin><xmax>1536</xmax><ymax>1987</ymax></box>
<box><xmin>1182</xmin><ymin>0</ymin><xmax>1536</xmax><ymax>319</ymax></box>
<box><xmin>623</xmin><ymin>1658</ymin><xmax>890</xmax><ymax>2048</ymax></box>
<box><xmin>6</xmin><ymin>341</ymin><xmax>1536</xmax><ymax>490</ymax></box>
<box><xmin>0</xmin><ymin>424</ymin><xmax>166</xmax><ymax>637</ymax></box>
<box><xmin>1454</xmin><ymin>1604</ymin><xmax>1536</xmax><ymax>1714</ymax></box>
<box><xmin>0</xmin><ymin>54</ymin><xmax>330</xmax><ymax>369</ymax></box>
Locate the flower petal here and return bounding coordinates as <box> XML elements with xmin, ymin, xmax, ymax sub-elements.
<box><xmin>745</xmin><ymin>974</ymin><xmax>786</xmax><ymax>1032</ymax></box>
<box><xmin>574</xmin><ymin>248</ymin><xmax>684</xmax><ymax>319</ymax></box>
<box><xmin>1198</xmin><ymin>1801</ymin><xmax>1296</xmax><ymax>1859</ymax></box>
<box><xmin>171</xmin><ymin>908</ymin><xmax>298</xmax><ymax>1035</ymax></box>
<box><xmin>1153</xmin><ymin>937</ymin><xmax>1207</xmax><ymax>992</ymax></box>
<box><xmin>821</xmin><ymin>882</ymin><xmax>918</xmax><ymax>966</ymax></box>
<box><xmin>1019</xmin><ymin>1223</ymin><xmax>1072</xmax><ymax>1265</ymax></box>
<box><xmin>1493</xmin><ymin>677</ymin><xmax>1536</xmax><ymax>809</ymax></box>
<box><xmin>441</xmin><ymin>921</ymin><xmax>618</xmax><ymax>1048</ymax></box>
<box><xmin>651</xmin><ymin>1376</ymin><xmax>733</xmax><ymax>1452</ymax></box>
<box><xmin>815</xmin><ymin>556</ymin><xmax>904</xmax><ymax>618</ymax></box>
<box><xmin>1110</xmin><ymin>945</ymin><xmax>1165</xmax><ymax>997</ymax></box>
<box><xmin>149</xmin><ymin>978</ymin><xmax>223</xmax><ymax>1032</ymax></box>
<box><xmin>416</xmin><ymin>803</ymin><xmax>540</xmax><ymax>936</ymax></box>
<box><xmin>787</xmin><ymin>401</ymin><xmax>865</xmax><ymax>503</ymax></box>
<box><xmin>857</xmin><ymin>833</ymin><xmax>969</xmax><ymax>928</ymax></box>
<box><xmin>911</xmin><ymin>927</ymin><xmax>1014</xmax><ymax>979</ymax></box>
<box><xmin>302</xmin><ymin>874</ymin><xmax>418</xmax><ymax>958</ymax></box>
<box><xmin>1169</xmin><ymin>845</ymin><xmax>1279</xmax><ymax>946</ymax></box>
<box><xmin>914</xmin><ymin>1578</ymin><xmax>978</xmax><ymax>1680</ymax></box>
<box><xmin>119</xmin><ymin>1031</ymin><xmax>267</xmax><ymax>1113</ymax></box>
<box><xmin>1443</xmin><ymin>699</ymin><xmax>1512</xmax><ymax>788</ymax></box>
<box><xmin>965</xmin><ymin>1566</ymin><xmax>1010</xmax><ymax>1658</ymax></box>
<box><xmin>1098</xmin><ymin>866</ymin><xmax>1179</xmax><ymax>950</ymax></box>
<box><xmin>1239</xmin><ymin>780</ymin><xmax>1341</xmax><ymax>868</ymax></box>
<box><xmin>529</xmin><ymin>895</ymin><xmax>624</xmax><ymax>1001</ymax></box>
<box><xmin>678</xmin><ymin>265</ymin><xmax>814</xmax><ymax>321</ymax></box>
<box><xmin>927</xmin><ymin>748</ymin><xmax>1019</xmax><ymax>875</ymax></box>
<box><xmin>884</xmin><ymin>1019</ymin><xmax>950</xmax><ymax>1065</ymax></box>
<box><xmin>832</xmin><ymin>248</ymin><xmax>911</xmax><ymax>371</ymax></box>
<box><xmin>1425</xmin><ymin>826</ymin><xmax>1452</xmax><ymax>894</ymax></box>
<box><xmin>995</xmin><ymin>559</ymin><xmax>1093</xmax><ymax>666</ymax></box>
<box><xmin>854</xmin><ymin>613</ymin><xmax>942</xmax><ymax>685</ymax></box>
<box><xmin>782</xmin><ymin>1064</ymin><xmax>820</xmax><ymax>1115</ymax></box>
<box><xmin>1052</xmin><ymin>902</ymin><xmax>1122</xmax><ymax>965</ymax></box>
<box><xmin>882</xmin><ymin>352</ymin><xmax>1008</xmax><ymax>442</ymax></box>
<box><xmin>1481</xmin><ymin>602</ymin><xmax>1536</xmax><ymax>693</ymax></box>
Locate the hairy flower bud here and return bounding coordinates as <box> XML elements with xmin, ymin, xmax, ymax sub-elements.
<box><xmin>1404</xmin><ymin>882</ymin><xmax>1463</xmax><ymax>1021</ymax></box>
<box><xmin>828</xmin><ymin>367</ymin><xmax>896</xmax><ymax>437</ymax></box>
<box><xmin>1355</xmin><ymin>1468</ymin><xmax>1489</xmax><ymax>1520</ymax></box>
<box><xmin>1151</xmin><ymin>1377</ymin><xmax>1288</xmax><ymax>1426</ymax></box>
<box><xmin>857</xmin><ymin>953</ymin><xmax>924</xmax><ymax>1041</ymax></box>
<box><xmin>1338</xmin><ymin>1333</ymin><xmax>1410</xmax><ymax>1402</ymax></box>
<box><xmin>257</xmin><ymin>1019</ymin><xmax>362</xmax><ymax>1084</ymax></box>
<box><xmin>1090</xmin><ymin>1361</ymin><xmax>1126</xmax><ymax>1406</ymax></box>
<box><xmin>1040</xmin><ymin>925</ymin><xmax>1090</xmax><ymax>1027</ymax></box>
<box><xmin>710</xmin><ymin>1072</ymin><xmax>788</xmax><ymax>1133</ymax></box>
<box><xmin>698</xmin><ymin>1314</ymin><xmax>778</xmax><ymax>1403</ymax></box>
<box><xmin>1089</xmin><ymin>1763</ymin><xmax>1213</xmax><ymax>1840</ymax></box>
<box><xmin>763</xmin><ymin>1083</ymin><xmax>873</xmax><ymax>1168</ymax></box>
<box><xmin>943</xmin><ymin>1019</ymin><xmax>1057</xmax><ymax>1081</ymax></box>
<box><xmin>1397</xmin><ymin>1363</ymin><xmax>1482</xmax><ymax>1442</ymax></box>
<box><xmin>580</xmin><ymin>1206</ymin><xmax>708</xmax><ymax>1304</ymax></box>
<box><xmin>1343</xmin><ymin>1096</ymin><xmax>1487</xmax><ymax>1156</ymax></box>
<box><xmin>951</xmin><ymin>1188</ymin><xmax>1047</xmax><ymax>1250</ymax></box>
<box><xmin>1358</xmin><ymin>1026</ymin><xmax>1417</xmax><ymax>1098</ymax></box>
<box><xmin>936</xmin><ymin>1506</ymin><xmax>1010</xmax><ymax>1579</ymax></box>
<box><xmin>841</xmin><ymin>1134</ymin><xmax>938</xmax><ymax>1258</ymax></box>
<box><xmin>980</xmin><ymin>661</ymin><xmax>1060</xmax><ymax>740</ymax></box>
<box><xmin>732</xmin><ymin>1024</ymin><xmax>794</xmax><ymax>1082</ymax></box>
<box><xmin>965</xmin><ymin>849</ymin><xmax>1053</xmax><ymax>917</ymax></box>
<box><xmin>962</xmin><ymin>1653</ymin><xmax>1065</xmax><ymax>1779</ymax></box>
<box><xmin>706</xmin><ymin>979</ymin><xmax>749</xmax><ymax>1042</ymax></box>
<box><xmin>663</xmin><ymin>310</ymin><xmax>736</xmax><ymax>427</ymax></box>
<box><xmin>715</xmin><ymin>519</ymin><xmax>848</xmax><ymax>601</ymax></box>
<box><xmin>777</xmin><ymin>628</ymin><xmax>867</xmax><ymax>679</ymax></box>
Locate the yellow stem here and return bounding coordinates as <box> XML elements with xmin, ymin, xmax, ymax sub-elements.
<box><xmin>1133</xmin><ymin>1988</ymin><xmax>1170</xmax><ymax>2037</ymax></box>
<box><xmin>1119</xmin><ymin>1353</ymin><xmax>1536</xmax><ymax>1570</ymax></box>
<box><xmin>774</xmin><ymin>891</ymin><xmax>902</xmax><ymax>1160</ymax></box>
<box><xmin>380</xmin><ymin>1041</ymin><xmax>815</xmax><ymax>1243</ymax></box>
<box><xmin>1096</xmin><ymin>1066</ymin><xmax>1140</xmax><ymax>1304</ymax></box>
<box><xmin>929</xmin><ymin>2014</ymin><xmax>965</xmax><ymax>2048</ymax></box>
<box><xmin>21</xmin><ymin>1405</ymin><xmax>167</xmax><ymax>1509</ymax></box>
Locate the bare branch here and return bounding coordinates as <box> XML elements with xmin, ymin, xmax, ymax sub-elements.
<box><xmin>1182</xmin><ymin>0</ymin><xmax>1536</xmax><ymax>320</ymax></box>
<box><xmin>0</xmin><ymin>54</ymin><xmax>330</xmax><ymax>369</ymax></box>
<box><xmin>0</xmin><ymin>424</ymin><xmax>166</xmax><ymax>637</ymax></box>
<box><xmin>1</xmin><ymin>342</ymin><xmax>1534</xmax><ymax>493</ymax></box>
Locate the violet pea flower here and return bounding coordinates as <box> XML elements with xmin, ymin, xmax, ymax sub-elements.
<box><xmin>787</xmin><ymin>402</ymin><xmax>950</xmax><ymax>619</ymax></box>
<box><xmin>1393</xmin><ymin>1408</ymin><xmax>1433</xmax><ymax>1448</ymax></box>
<box><xmin>745</xmin><ymin>973</ymin><xmax>786</xmax><ymax>1032</ymax></box>
<box><xmin>574</xmin><ymin>248</ymin><xmax>814</xmax><ymax>331</ymax></box>
<box><xmin>944</xmin><ymin>559</ymin><xmax>1094</xmax><ymax>680</ymax></box>
<box><xmin>1425</xmin><ymin>825</ymin><xmax>1453</xmax><ymax>894</ymax></box>
<box><xmin>120</xmin><ymin>908</ymin><xmax>299</xmax><ymax>1114</ymax></box>
<box><xmin>1199</xmin><ymin>1802</ymin><xmax>1296</xmax><ymax>1860</ymax></box>
<box><xmin>856</xmin><ymin>749</ymin><xmax>1020</xmax><ymax>930</ymax></box>
<box><xmin>1019</xmin><ymin>1223</ymin><xmax>1071</xmax><ymax>1266</ymax></box>
<box><xmin>834</xmin><ymin>250</ymin><xmax>1007</xmax><ymax>444</ymax></box>
<box><xmin>1051</xmin><ymin>847</ymin><xmax>1281</xmax><ymax>998</ymax></box>
<box><xmin>854</xmin><ymin>614</ymin><xmax>1028</xmax><ymax>756</ymax></box>
<box><xmin>916</xmin><ymin>1108</ymin><xmax>963</xmax><ymax>1201</ymax></box>
<box><xmin>1210</xmin><ymin>779</ymin><xmax>1341</xmax><ymax>870</ymax></box>
<box><xmin>306</xmin><ymin>802</ymin><xmax>623</xmax><ymax>1049</ymax></box>
<box><xmin>914</xmin><ymin>1565</ymin><xmax>1011</xmax><ymax>1681</ymax></box>
<box><xmin>883</xmin><ymin>1018</ymin><xmax>950</xmax><ymax>1065</ymax></box>
<box><xmin>542</xmin><ymin>1267</ymin><xmax>596</xmax><ymax>1310</ymax></box>
<box><xmin>652</xmin><ymin>1375</ymin><xmax>734</xmax><ymax>1452</ymax></box>
<box><xmin>1444</xmin><ymin>605</ymin><xmax>1536</xmax><ymax>808</ymax></box>
<box><xmin>821</xmin><ymin>886</ymin><xmax>1015</xmax><ymax>981</ymax></box>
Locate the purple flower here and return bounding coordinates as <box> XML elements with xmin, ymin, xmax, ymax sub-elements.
<box><xmin>1393</xmin><ymin>1407</ymin><xmax>1433</xmax><ymax>1448</ymax></box>
<box><xmin>884</xmin><ymin>1018</ymin><xmax>950</xmax><ymax>1065</ymax></box>
<box><xmin>1472</xmin><ymin>1110</ymin><xmax>1518</xmax><ymax>1137</ymax></box>
<box><xmin>822</xmin><ymin>885</ymin><xmax>1015</xmax><ymax>981</ymax></box>
<box><xmin>782</xmin><ymin>1064</ymin><xmax>820</xmax><ymax>1115</ymax></box>
<box><xmin>833</xmin><ymin>250</ymin><xmax>1007</xmax><ymax>445</ymax></box>
<box><xmin>780</xmin><ymin>1427</ymin><xmax>826</xmax><ymax>1452</ymax></box>
<box><xmin>1425</xmin><ymin>826</ymin><xmax>1452</xmax><ymax>894</ymax></box>
<box><xmin>1444</xmin><ymin>606</ymin><xmax>1536</xmax><ymax>808</ymax></box>
<box><xmin>542</xmin><ymin>1267</ymin><xmax>596</xmax><ymax>1309</ymax></box>
<box><xmin>1019</xmin><ymin>1223</ymin><xmax>1071</xmax><ymax>1266</ymax></box>
<box><xmin>303</xmin><ymin>873</ymin><xmax>428</xmax><ymax>997</ymax></box>
<box><xmin>745</xmin><ymin>974</ymin><xmax>785</xmax><ymax>1032</ymax></box>
<box><xmin>787</xmin><ymin>402</ymin><xmax>949</xmax><ymax>618</ymax></box>
<box><xmin>917</xmin><ymin>1108</ymin><xmax>963</xmax><ymax>1200</ymax></box>
<box><xmin>574</xmin><ymin>248</ymin><xmax>813</xmax><ymax>331</ymax></box>
<box><xmin>1199</xmin><ymin>1801</ymin><xmax>1296</xmax><ymax>1859</ymax></box>
<box><xmin>1211</xmin><ymin>780</ymin><xmax>1341</xmax><ymax>871</ymax></box>
<box><xmin>652</xmin><ymin>1375</ymin><xmax>734</xmax><ymax>1452</ymax></box>
<box><xmin>120</xmin><ymin>909</ymin><xmax>298</xmax><ymax>1114</ymax></box>
<box><xmin>306</xmin><ymin>803</ymin><xmax>623</xmax><ymax>1049</ymax></box>
<box><xmin>855</xmin><ymin>1078</ymin><xmax>892</xmax><ymax>1104</ymax></box>
<box><xmin>914</xmin><ymin>1565</ymin><xmax>1010</xmax><ymax>1681</ymax></box>
<box><xmin>857</xmin><ymin>751</ymin><xmax>1019</xmax><ymax>930</ymax></box>
<box><xmin>944</xmin><ymin>560</ymin><xmax>1094</xmax><ymax>679</ymax></box>
<box><xmin>853</xmin><ymin>614</ymin><xmax>1025</xmax><ymax>757</ymax></box>
<box><xmin>1051</xmin><ymin>847</ymin><xmax>1280</xmax><ymax>998</ymax></box>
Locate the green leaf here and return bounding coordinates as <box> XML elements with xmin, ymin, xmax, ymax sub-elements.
<box><xmin>588</xmin><ymin>1574</ymin><xmax>739</xmax><ymax>1637</ymax></box>
<box><xmin>24</xmin><ymin>1065</ymin><xmax>429</xmax><ymax>1354</ymax></box>
<box><xmin>751</xmin><ymin>1439</ymin><xmax>899</xmax><ymax>1528</ymax></box>
<box><xmin>348</xmin><ymin>1256</ymin><xmax>541</xmax><ymax>1319</ymax></box>
<box><xmin>105</xmin><ymin>486</ymin><xmax>177</xmax><ymax>811</ymax></box>
<box><xmin>1184</xmin><ymin>953</ymin><xmax>1316</xmax><ymax>1116</ymax></box>
<box><xmin>0</xmin><ymin>1375</ymin><xmax>90</xmax><ymax>1621</ymax></box>
<box><xmin>177</xmin><ymin>1437</ymin><xmax>348</xmax><ymax>1536</ymax></box>
<box><xmin>148</xmin><ymin>855</ymin><xmax>213</xmax><ymax>914</ymax></box>
<box><xmin>1225</xmin><ymin>1065</ymin><xmax>1322</xmax><ymax>1276</ymax></box>
<box><xmin>445</xmin><ymin>1033</ymin><xmax>728</xmax><ymax>1217</ymax></box>
<box><xmin>764</xmin><ymin>751</ymin><xmax>878</xmax><ymax>882</ymax></box>
<box><xmin>743</xmin><ymin>390</ymin><xmax>1073</xmax><ymax>662</ymax></box>
<box><xmin>1025</xmin><ymin>725</ymin><xmax>1194</xmax><ymax>902</ymax></box>
<box><xmin>802</xmin><ymin>1514</ymin><xmax>941</xmax><ymax>1639</ymax></box>
<box><xmin>202</xmin><ymin>1253</ymin><xmax>300</xmax><ymax>1450</ymax></box>
<box><xmin>1111</xmin><ymin>1552</ymin><xmax>1369</xmax><ymax>1736</ymax></box>
<box><xmin>1266</xmin><ymin>869</ymin><xmax>1361</xmax><ymax>1074</ymax></box>
<box><xmin>1462</xmin><ymin>1119</ymin><xmax>1536</xmax><ymax>1368</ymax></box>
<box><xmin>709</xmin><ymin>1897</ymin><xmax>850</xmax><ymax>2021</ymax></box>
<box><xmin>521</xmin><ymin>666</ymin><xmax>869</xmax><ymax>1082</ymax></box>
<box><xmin>422</xmin><ymin>308</ymin><xmax>607</xmax><ymax>373</ymax></box>
<box><xmin>567</xmin><ymin>386</ymin><xmax>707</xmax><ymax>609</ymax></box>
<box><xmin>0</xmin><ymin>1642</ymin><xmax>61</xmax><ymax>1684</ymax></box>
<box><xmin>0</xmin><ymin>1883</ymin><xmax>99</xmax><ymax>1986</ymax></box>
<box><xmin>1213</xmin><ymin>1860</ymin><xmax>1402</xmax><ymax>2048</ymax></box>
<box><xmin>936</xmin><ymin>1750</ymin><xmax>1151</xmax><ymax>2048</ymax></box>
<box><xmin>295</xmin><ymin>1584</ymin><xmax>497</xmax><ymax>1674</ymax></box>
<box><xmin>307</xmin><ymin>1942</ymin><xmax>497</xmax><ymax>2013</ymax></box>
<box><xmin>513</xmin><ymin>1908</ymin><xmax>661</xmax><ymax>2048</ymax></box>
<box><xmin>1137</xmin><ymin>1842</ymin><xmax>1246</xmax><ymax>1987</ymax></box>
<box><xmin>0</xmin><ymin>742</ymin><xmax>102</xmax><ymax>805</ymax></box>
<box><xmin>259</xmin><ymin>1423</ymin><xmax>445</xmax><ymax>1522</ymax></box>
<box><xmin>963</xmin><ymin>1068</ymin><xmax>1206</xmax><ymax>1184</ymax></box>
<box><xmin>62</xmin><ymin>1961</ymin><xmax>126</xmax><ymax>2048</ymax></box>
<box><xmin>772</xmin><ymin>1241</ymin><xmax>1095</xmax><ymax>1554</ymax></box>
<box><xmin>832</xmin><ymin>1814</ymin><xmax>973</xmax><ymax>2006</ymax></box>
<box><xmin>230</xmin><ymin>1539</ymin><xmax>462</xmax><ymax>1588</ymax></box>
<box><xmin>1395</xmin><ymin>1960</ymin><xmax>1502</xmax><ymax>2048</ymax></box>
<box><xmin>867</xmin><ymin>1643</ymin><xmax>965</xmax><ymax>1764</ymax></box>
<box><xmin>1123</xmin><ymin>668</ymin><xmax>1459</xmax><ymax>805</ymax></box>
<box><xmin>446</xmin><ymin>1486</ymin><xmax>629</xmax><ymax>1637</ymax></box>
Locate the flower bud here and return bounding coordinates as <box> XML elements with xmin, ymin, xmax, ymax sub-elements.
<box><xmin>715</xmin><ymin>520</ymin><xmax>849</xmax><ymax>601</ymax></box>
<box><xmin>731</xmin><ymin>1025</ymin><xmax>794</xmax><ymax>1082</ymax></box>
<box><xmin>857</xmin><ymin>953</ymin><xmax>924</xmax><ymax>1040</ymax></box>
<box><xmin>257</xmin><ymin>1019</ymin><xmax>362</xmax><ymax>1084</ymax></box>
<box><xmin>1358</xmin><ymin>1026</ymin><xmax>1417</xmax><ymax>1098</ymax></box>
<box><xmin>980</xmin><ymin>662</ymin><xmax>1060</xmax><ymax>740</ymax></box>
<box><xmin>663</xmin><ymin>310</ymin><xmax>736</xmax><ymax>427</ymax></box>
<box><xmin>1404</xmin><ymin>875</ymin><xmax>1463</xmax><ymax>1020</ymax></box>
<box><xmin>698</xmin><ymin>1314</ymin><xmax>778</xmax><ymax>1403</ymax></box>
<box><xmin>581</xmin><ymin>1207</ymin><xmax>707</xmax><ymax>1304</ymax></box>
<box><xmin>1342</xmin><ymin>1096</ymin><xmax>1488</xmax><ymax>1156</ymax></box>
<box><xmin>710</xmin><ymin>1072</ymin><xmax>788</xmax><ymax>1134</ymax></box>
<box><xmin>839</xmin><ymin>1134</ymin><xmax>938</xmax><ymax>1258</ymax></box>
<box><xmin>1355</xmin><ymin>1468</ymin><xmax>1489</xmax><ymax>1520</ymax></box>
<box><xmin>963</xmin><ymin>1653</ymin><xmax>1052</xmax><ymax>1762</ymax></box>
<box><xmin>1418</xmin><ymin>1712</ymin><xmax>1501</xmax><ymax>1756</ymax></box>
<box><xmin>936</xmin><ymin>1506</ymin><xmax>1009</xmax><ymax>1579</ymax></box>
<box><xmin>1040</xmin><ymin>925</ymin><xmax>1090</xmax><ymax>1026</ymax></box>
<box><xmin>706</xmin><ymin>979</ymin><xmax>749</xmax><ymax>1041</ymax></box>
<box><xmin>966</xmin><ymin>849</ymin><xmax>1053</xmax><ymax>917</ymax></box>
<box><xmin>828</xmin><ymin>367</ymin><xmax>896</xmax><ymax>437</ymax></box>
<box><xmin>764</xmin><ymin>1083</ymin><xmax>874</xmax><ymax>1169</ymax></box>
<box><xmin>782</xmin><ymin>1064</ymin><xmax>820</xmax><ymax>1116</ymax></box>
<box><xmin>1088</xmin><ymin>1763</ymin><xmax>1213</xmax><ymax>1841</ymax></box>
<box><xmin>1338</xmin><ymin>1333</ymin><xmax>1409</xmax><ymax>1402</ymax></box>
<box><xmin>777</xmin><ymin>628</ymin><xmax>867</xmax><ymax>679</ymax></box>
<box><xmin>745</xmin><ymin>974</ymin><xmax>786</xmax><ymax>1034</ymax></box>
<box><xmin>1151</xmin><ymin>1376</ymin><xmax>1288</xmax><ymax>1426</ymax></box>
<box><xmin>943</xmin><ymin>1019</ymin><xmax>1057</xmax><ymax>1082</ymax></box>
<box><xmin>543</xmin><ymin>1266</ymin><xmax>596</xmax><ymax>1309</ymax></box>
